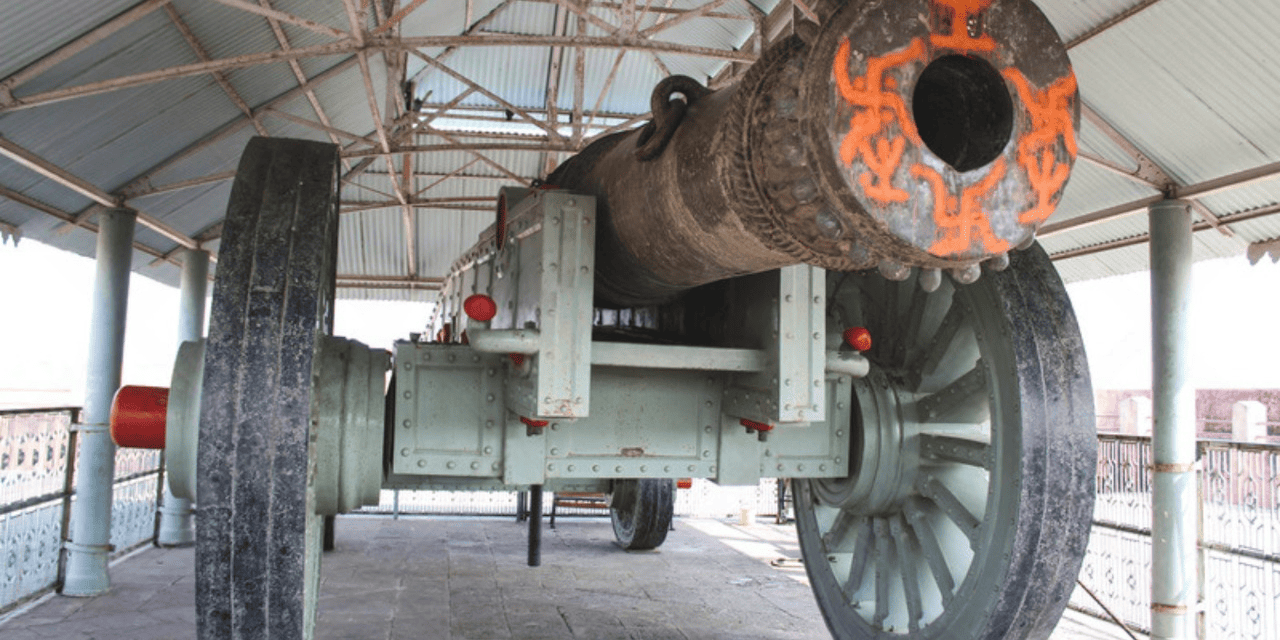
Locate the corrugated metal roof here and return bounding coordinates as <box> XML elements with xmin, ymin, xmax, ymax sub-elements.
<box><xmin>2</xmin><ymin>0</ymin><xmax>1279</xmax><ymax>299</ymax></box>
<box><xmin>1067</xmin><ymin>0</ymin><xmax>1280</xmax><ymax>186</ymax></box>
<box><xmin>0</xmin><ymin>0</ymin><xmax>140</xmax><ymax>80</ymax></box>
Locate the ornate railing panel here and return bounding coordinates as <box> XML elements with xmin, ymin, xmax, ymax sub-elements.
<box><xmin>1073</xmin><ymin>434</ymin><xmax>1280</xmax><ymax>639</ymax></box>
<box><xmin>0</xmin><ymin>408</ymin><xmax>162</xmax><ymax>613</ymax></box>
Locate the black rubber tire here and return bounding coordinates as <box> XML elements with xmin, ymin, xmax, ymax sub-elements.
<box><xmin>196</xmin><ymin>137</ymin><xmax>341</xmax><ymax>640</ymax></box>
<box><xmin>610</xmin><ymin>479</ymin><xmax>675</xmax><ymax>550</ymax></box>
<box><xmin>795</xmin><ymin>243</ymin><xmax>1095</xmax><ymax>640</ymax></box>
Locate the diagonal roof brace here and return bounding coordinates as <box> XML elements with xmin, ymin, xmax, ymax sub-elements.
<box><xmin>0</xmin><ymin>135</ymin><xmax>200</xmax><ymax>249</ymax></box>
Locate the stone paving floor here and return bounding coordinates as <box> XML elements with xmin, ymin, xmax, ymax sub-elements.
<box><xmin>0</xmin><ymin>516</ymin><xmax>1140</xmax><ymax>640</ymax></box>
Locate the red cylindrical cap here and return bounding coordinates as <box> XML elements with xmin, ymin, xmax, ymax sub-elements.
<box><xmin>110</xmin><ymin>385</ymin><xmax>169</xmax><ymax>449</ymax></box>
<box><xmin>463</xmin><ymin>294</ymin><xmax>498</xmax><ymax>322</ymax></box>
<box><xmin>843</xmin><ymin>327</ymin><xmax>873</xmax><ymax>352</ymax></box>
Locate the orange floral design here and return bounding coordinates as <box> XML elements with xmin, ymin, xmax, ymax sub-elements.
<box><xmin>1004</xmin><ymin>69</ymin><xmax>1078</xmax><ymax>225</ymax></box>
<box><xmin>833</xmin><ymin>37</ymin><xmax>926</xmax><ymax>204</ymax></box>
<box><xmin>915</xmin><ymin>159</ymin><xmax>1013</xmax><ymax>256</ymax></box>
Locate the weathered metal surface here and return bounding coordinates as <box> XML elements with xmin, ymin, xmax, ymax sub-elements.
<box><xmin>197</xmin><ymin>137</ymin><xmax>339</xmax><ymax>640</ymax></box>
<box><xmin>312</xmin><ymin>336</ymin><xmax>389</xmax><ymax>516</ymax></box>
<box><xmin>548</xmin><ymin>0</ymin><xmax>1078</xmax><ymax>306</ymax></box>
<box><xmin>794</xmin><ymin>243</ymin><xmax>1095</xmax><ymax>639</ymax></box>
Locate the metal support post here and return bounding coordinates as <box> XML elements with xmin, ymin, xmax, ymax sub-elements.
<box><xmin>157</xmin><ymin>248</ymin><xmax>207</xmax><ymax>546</ymax></box>
<box><xmin>1148</xmin><ymin>199</ymin><xmax>1198</xmax><ymax>639</ymax></box>
<box><xmin>63</xmin><ymin>208</ymin><xmax>136</xmax><ymax>597</ymax></box>
<box><xmin>527</xmin><ymin>485</ymin><xmax>543</xmax><ymax>567</ymax></box>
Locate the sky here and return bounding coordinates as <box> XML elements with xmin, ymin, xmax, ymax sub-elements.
<box><xmin>1</xmin><ymin>238</ymin><xmax>1278</xmax><ymax>409</ymax></box>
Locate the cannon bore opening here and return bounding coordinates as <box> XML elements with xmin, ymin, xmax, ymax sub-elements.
<box><xmin>912</xmin><ymin>54</ymin><xmax>1014</xmax><ymax>173</ymax></box>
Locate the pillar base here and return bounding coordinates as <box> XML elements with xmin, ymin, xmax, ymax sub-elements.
<box><xmin>61</xmin><ymin>543</ymin><xmax>112</xmax><ymax>597</ymax></box>
<box><xmin>156</xmin><ymin>505</ymin><xmax>195</xmax><ymax>547</ymax></box>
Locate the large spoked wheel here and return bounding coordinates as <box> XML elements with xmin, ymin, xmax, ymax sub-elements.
<box><xmin>610</xmin><ymin>479</ymin><xmax>675</xmax><ymax>550</ymax></box>
<box><xmin>796</xmin><ymin>245</ymin><xmax>1095</xmax><ymax>639</ymax></box>
<box><xmin>197</xmin><ymin>137</ymin><xmax>341</xmax><ymax>640</ymax></box>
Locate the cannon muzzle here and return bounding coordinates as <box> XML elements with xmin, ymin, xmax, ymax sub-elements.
<box><xmin>549</xmin><ymin>0</ymin><xmax>1078</xmax><ymax>305</ymax></box>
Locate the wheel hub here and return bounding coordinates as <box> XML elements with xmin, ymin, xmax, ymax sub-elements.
<box><xmin>812</xmin><ymin>367</ymin><xmax>920</xmax><ymax>517</ymax></box>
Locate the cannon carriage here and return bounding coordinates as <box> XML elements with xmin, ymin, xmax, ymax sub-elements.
<box><xmin>110</xmin><ymin>1</ymin><xmax>1095</xmax><ymax>638</ymax></box>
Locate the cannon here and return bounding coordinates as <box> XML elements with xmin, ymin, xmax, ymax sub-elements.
<box><xmin>110</xmin><ymin>1</ymin><xmax>1093</xmax><ymax>639</ymax></box>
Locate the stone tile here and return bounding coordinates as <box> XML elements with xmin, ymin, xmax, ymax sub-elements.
<box><xmin>0</xmin><ymin>517</ymin><xmax>1135</xmax><ymax>640</ymax></box>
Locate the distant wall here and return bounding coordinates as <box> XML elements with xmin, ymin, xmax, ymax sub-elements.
<box><xmin>1094</xmin><ymin>389</ymin><xmax>1280</xmax><ymax>439</ymax></box>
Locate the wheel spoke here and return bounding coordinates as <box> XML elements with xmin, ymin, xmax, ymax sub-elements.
<box><xmin>890</xmin><ymin>515</ymin><xmax>924</xmax><ymax>631</ymax></box>
<box><xmin>918</xmin><ymin>476</ymin><xmax>981</xmax><ymax>549</ymax></box>
<box><xmin>877</xmin><ymin>279</ymin><xmax>901</xmax><ymax>359</ymax></box>
<box><xmin>872</xmin><ymin>517</ymin><xmax>893</xmax><ymax>627</ymax></box>
<box><xmin>919</xmin><ymin>433</ymin><xmax>992</xmax><ymax>469</ymax></box>
<box><xmin>904</xmin><ymin>498</ymin><xmax>955</xmax><ymax>601</ymax></box>
<box><xmin>916</xmin><ymin>362</ymin><xmax>988</xmax><ymax>424</ymax></box>
<box><xmin>910</xmin><ymin>298</ymin><xmax>968</xmax><ymax>387</ymax></box>
<box><xmin>844</xmin><ymin>517</ymin><xmax>873</xmax><ymax>596</ymax></box>
<box><xmin>892</xmin><ymin>281</ymin><xmax>929</xmax><ymax>368</ymax></box>
<box><xmin>823</xmin><ymin>508</ymin><xmax>858</xmax><ymax>552</ymax></box>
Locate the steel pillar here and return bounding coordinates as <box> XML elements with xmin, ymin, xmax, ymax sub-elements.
<box><xmin>62</xmin><ymin>208</ymin><xmax>136</xmax><ymax>596</ymax></box>
<box><xmin>1148</xmin><ymin>199</ymin><xmax>1198</xmax><ymax>639</ymax></box>
<box><xmin>157</xmin><ymin>248</ymin><xmax>207</xmax><ymax>546</ymax></box>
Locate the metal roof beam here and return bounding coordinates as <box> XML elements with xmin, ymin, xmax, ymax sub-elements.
<box><xmin>2</xmin><ymin>34</ymin><xmax>753</xmax><ymax>114</ymax></box>
<box><xmin>0</xmin><ymin>0</ymin><xmax>172</xmax><ymax>104</ymax></box>
<box><xmin>209</xmin><ymin>0</ymin><xmax>351</xmax><ymax>40</ymax></box>
<box><xmin>571</xmin><ymin>15</ymin><xmax>587</xmax><ymax>147</ymax></box>
<box><xmin>541</xmin><ymin>4</ymin><xmax>572</xmax><ymax>176</ymax></box>
<box><xmin>341</xmin><ymin>197</ymin><xmax>497</xmax><ymax>213</ymax></box>
<box><xmin>0</xmin><ymin>136</ymin><xmax>120</xmax><ymax>209</ymax></box>
<box><xmin>357</xmin><ymin>169</ymin><xmax>532</xmax><ymax>184</ymax></box>
<box><xmin>639</xmin><ymin>0</ymin><xmax>732</xmax><ymax>38</ymax></box>
<box><xmin>1050</xmin><ymin>203</ymin><xmax>1280</xmax><ymax>262</ymax></box>
<box><xmin>1067</xmin><ymin>0</ymin><xmax>1166</xmax><ymax>50</ymax></box>
<box><xmin>260</xmin><ymin>108</ymin><xmax>378</xmax><ymax>147</ymax></box>
<box><xmin>550</xmin><ymin>0</ymin><xmax>622</xmax><ymax>36</ymax></box>
<box><xmin>0</xmin><ymin>186</ymin><xmax>188</xmax><ymax>268</ymax></box>
<box><xmin>122</xmin><ymin>171</ymin><xmax>236</xmax><ymax>200</ymax></box>
<box><xmin>0</xmin><ymin>41</ymin><xmax>363</xmax><ymax>113</ymax></box>
<box><xmin>0</xmin><ymin>136</ymin><xmax>201</xmax><ymax>250</ymax></box>
<box><xmin>343</xmin><ymin>142</ymin><xmax>580</xmax><ymax>158</ymax></box>
<box><xmin>531</xmin><ymin>0</ymin><xmax>749</xmax><ymax>21</ymax></box>
<box><xmin>410</xmin><ymin>50</ymin><xmax>565</xmax><ymax>142</ymax></box>
<box><xmin>335</xmin><ymin>275</ymin><xmax>443</xmax><ymax>290</ymax></box>
<box><xmin>259</xmin><ymin>0</ymin><xmax>353</xmax><ymax>164</ymax></box>
<box><xmin>372</xmin><ymin>0</ymin><xmax>431</xmax><ymax>36</ymax></box>
<box><xmin>109</xmin><ymin>56</ymin><xmax>360</xmax><ymax>207</ymax></box>
<box><xmin>1080</xmin><ymin>102</ymin><xmax>1236</xmax><ymax>239</ymax></box>
<box><xmin>423</xmin><ymin>127</ymin><xmax>532</xmax><ymax>186</ymax></box>
<box><xmin>1039</xmin><ymin>160</ymin><xmax>1280</xmax><ymax>239</ymax></box>
<box><xmin>165</xmin><ymin>4</ymin><xmax>269</xmax><ymax>136</ymax></box>
<box><xmin>393</xmin><ymin>35</ymin><xmax>757</xmax><ymax>62</ymax></box>
<box><xmin>412</xmin><ymin>158</ymin><xmax>483</xmax><ymax>197</ymax></box>
<box><xmin>357</xmin><ymin>49</ymin><xmax>418</xmax><ymax>278</ymax></box>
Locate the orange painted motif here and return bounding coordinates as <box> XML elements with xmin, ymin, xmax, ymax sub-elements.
<box><xmin>830</xmin><ymin>0</ymin><xmax>1077</xmax><ymax>258</ymax></box>
<box><xmin>833</xmin><ymin>37</ymin><xmax>925</xmax><ymax>204</ymax></box>
<box><xmin>914</xmin><ymin>159</ymin><xmax>1013</xmax><ymax>256</ymax></box>
<box><xmin>929</xmin><ymin>0</ymin><xmax>996</xmax><ymax>52</ymax></box>
<box><xmin>1004</xmin><ymin>68</ymin><xmax>1078</xmax><ymax>226</ymax></box>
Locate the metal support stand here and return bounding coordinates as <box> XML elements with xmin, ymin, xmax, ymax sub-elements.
<box><xmin>322</xmin><ymin>515</ymin><xmax>336</xmax><ymax>552</ymax></box>
<box><xmin>1149</xmin><ymin>199</ymin><xmax>1198</xmax><ymax>639</ymax></box>
<box><xmin>63</xmin><ymin>208</ymin><xmax>136</xmax><ymax>597</ymax></box>
<box><xmin>527</xmin><ymin>485</ymin><xmax>543</xmax><ymax>567</ymax></box>
<box><xmin>157</xmin><ymin>248</ymin><xmax>207</xmax><ymax>546</ymax></box>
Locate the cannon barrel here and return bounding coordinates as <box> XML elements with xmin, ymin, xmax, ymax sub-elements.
<box><xmin>548</xmin><ymin>0</ymin><xmax>1078</xmax><ymax>306</ymax></box>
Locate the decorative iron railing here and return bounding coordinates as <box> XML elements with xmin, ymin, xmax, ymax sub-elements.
<box><xmin>0</xmin><ymin>407</ymin><xmax>163</xmax><ymax>613</ymax></box>
<box><xmin>1072</xmin><ymin>434</ymin><xmax>1280</xmax><ymax>639</ymax></box>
